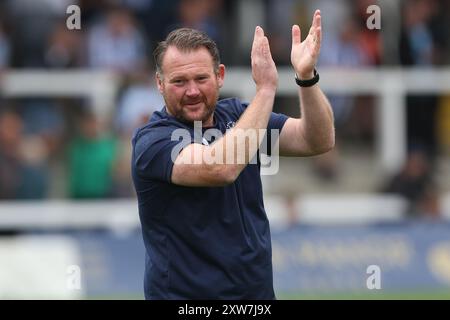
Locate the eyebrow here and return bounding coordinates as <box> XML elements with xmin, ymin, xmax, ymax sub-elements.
<box><xmin>169</xmin><ymin>73</ymin><xmax>211</xmax><ymax>80</ymax></box>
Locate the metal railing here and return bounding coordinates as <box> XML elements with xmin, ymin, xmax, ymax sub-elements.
<box><xmin>2</xmin><ymin>67</ymin><xmax>450</xmax><ymax>173</ymax></box>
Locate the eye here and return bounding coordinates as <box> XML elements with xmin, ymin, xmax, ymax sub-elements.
<box><xmin>172</xmin><ymin>79</ymin><xmax>185</xmax><ymax>85</ymax></box>
<box><xmin>197</xmin><ymin>76</ymin><xmax>209</xmax><ymax>82</ymax></box>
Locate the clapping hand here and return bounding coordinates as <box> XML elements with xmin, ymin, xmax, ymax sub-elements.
<box><xmin>291</xmin><ymin>10</ymin><xmax>322</xmax><ymax>79</ymax></box>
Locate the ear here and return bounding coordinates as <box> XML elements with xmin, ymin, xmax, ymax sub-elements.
<box><xmin>217</xmin><ymin>64</ymin><xmax>225</xmax><ymax>88</ymax></box>
<box><xmin>156</xmin><ymin>72</ymin><xmax>164</xmax><ymax>94</ymax></box>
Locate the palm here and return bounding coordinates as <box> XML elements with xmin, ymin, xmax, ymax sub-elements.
<box><xmin>291</xmin><ymin>10</ymin><xmax>322</xmax><ymax>78</ymax></box>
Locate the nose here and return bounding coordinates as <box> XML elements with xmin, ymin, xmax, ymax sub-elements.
<box><xmin>185</xmin><ymin>81</ymin><xmax>200</xmax><ymax>97</ymax></box>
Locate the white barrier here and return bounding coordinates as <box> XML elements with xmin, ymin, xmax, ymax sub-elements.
<box><xmin>0</xmin><ymin>200</ymin><xmax>139</xmax><ymax>231</ymax></box>
<box><xmin>0</xmin><ymin>195</ymin><xmax>448</xmax><ymax>230</ymax></box>
<box><xmin>0</xmin><ymin>70</ymin><xmax>120</xmax><ymax>120</ymax></box>
<box><xmin>222</xmin><ymin>67</ymin><xmax>450</xmax><ymax>174</ymax></box>
<box><xmin>0</xmin><ymin>235</ymin><xmax>83</xmax><ymax>299</ymax></box>
<box><xmin>2</xmin><ymin>67</ymin><xmax>449</xmax><ymax>174</ymax></box>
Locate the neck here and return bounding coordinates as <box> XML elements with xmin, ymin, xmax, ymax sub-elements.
<box><xmin>202</xmin><ymin>115</ymin><xmax>214</xmax><ymax>128</ymax></box>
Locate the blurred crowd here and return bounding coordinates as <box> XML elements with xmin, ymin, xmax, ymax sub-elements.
<box><xmin>0</xmin><ymin>0</ymin><xmax>449</xmax><ymax>219</ymax></box>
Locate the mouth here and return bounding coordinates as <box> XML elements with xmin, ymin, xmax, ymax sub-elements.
<box><xmin>184</xmin><ymin>101</ymin><xmax>204</xmax><ymax>109</ymax></box>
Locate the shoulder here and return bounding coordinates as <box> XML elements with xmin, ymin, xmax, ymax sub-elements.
<box><xmin>132</xmin><ymin>109</ymin><xmax>186</xmax><ymax>150</ymax></box>
<box><xmin>216</xmin><ymin>98</ymin><xmax>249</xmax><ymax>120</ymax></box>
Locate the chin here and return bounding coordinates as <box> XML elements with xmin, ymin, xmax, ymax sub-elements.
<box><xmin>184</xmin><ymin>114</ymin><xmax>208</xmax><ymax>124</ymax></box>
<box><xmin>183</xmin><ymin>108</ymin><xmax>213</xmax><ymax>124</ymax></box>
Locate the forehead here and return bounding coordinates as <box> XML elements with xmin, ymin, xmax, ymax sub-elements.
<box><xmin>161</xmin><ymin>46</ymin><xmax>215</xmax><ymax>76</ymax></box>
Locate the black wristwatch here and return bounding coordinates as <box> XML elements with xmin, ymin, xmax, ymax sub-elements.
<box><xmin>295</xmin><ymin>69</ymin><xmax>319</xmax><ymax>87</ymax></box>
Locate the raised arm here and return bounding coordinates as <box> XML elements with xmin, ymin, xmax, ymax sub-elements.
<box><xmin>172</xmin><ymin>26</ymin><xmax>278</xmax><ymax>187</ymax></box>
<box><xmin>279</xmin><ymin>10</ymin><xmax>335</xmax><ymax>156</ymax></box>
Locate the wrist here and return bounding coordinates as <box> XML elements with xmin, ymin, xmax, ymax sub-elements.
<box><xmin>296</xmin><ymin>70</ymin><xmax>314</xmax><ymax>80</ymax></box>
<box><xmin>295</xmin><ymin>69</ymin><xmax>319</xmax><ymax>87</ymax></box>
<box><xmin>256</xmin><ymin>85</ymin><xmax>277</xmax><ymax>95</ymax></box>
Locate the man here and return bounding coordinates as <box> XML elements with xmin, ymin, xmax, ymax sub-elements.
<box><xmin>132</xmin><ymin>10</ymin><xmax>334</xmax><ymax>299</ymax></box>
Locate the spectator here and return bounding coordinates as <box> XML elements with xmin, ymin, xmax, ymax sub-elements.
<box><xmin>314</xmin><ymin>8</ymin><xmax>374</xmax><ymax>181</ymax></box>
<box><xmin>381</xmin><ymin>148</ymin><xmax>441</xmax><ymax>219</ymax></box>
<box><xmin>87</xmin><ymin>7</ymin><xmax>148</xmax><ymax>73</ymax></box>
<box><xmin>112</xmin><ymin>70</ymin><xmax>164</xmax><ymax>198</ymax></box>
<box><xmin>0</xmin><ymin>110</ymin><xmax>24</xmax><ymax>199</ymax></box>
<box><xmin>0</xmin><ymin>110</ymin><xmax>50</xmax><ymax>199</ymax></box>
<box><xmin>5</xmin><ymin>0</ymin><xmax>75</xmax><ymax>67</ymax></box>
<box><xmin>44</xmin><ymin>22</ymin><xmax>85</xmax><ymax>68</ymax></box>
<box><xmin>0</xmin><ymin>21</ymin><xmax>11</xmax><ymax>69</ymax></box>
<box><xmin>400</xmin><ymin>0</ymin><xmax>441</xmax><ymax>157</ymax></box>
<box><xmin>354</xmin><ymin>0</ymin><xmax>382</xmax><ymax>65</ymax></box>
<box><xmin>168</xmin><ymin>0</ymin><xmax>225</xmax><ymax>50</ymax></box>
<box><xmin>265</xmin><ymin>0</ymin><xmax>301</xmax><ymax>65</ymax></box>
<box><xmin>67</xmin><ymin>111</ymin><xmax>118</xmax><ymax>199</ymax></box>
<box><xmin>115</xmin><ymin>70</ymin><xmax>164</xmax><ymax>136</ymax></box>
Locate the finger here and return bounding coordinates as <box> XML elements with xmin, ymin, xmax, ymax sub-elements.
<box><xmin>252</xmin><ymin>26</ymin><xmax>264</xmax><ymax>53</ymax></box>
<box><xmin>315</xmin><ymin>11</ymin><xmax>321</xmax><ymax>29</ymax></box>
<box><xmin>314</xmin><ymin>27</ymin><xmax>322</xmax><ymax>54</ymax></box>
<box><xmin>313</xmin><ymin>10</ymin><xmax>321</xmax><ymax>29</ymax></box>
<box><xmin>262</xmin><ymin>36</ymin><xmax>273</xmax><ymax>59</ymax></box>
<box><xmin>292</xmin><ymin>25</ymin><xmax>301</xmax><ymax>45</ymax></box>
<box><xmin>309</xmin><ymin>10</ymin><xmax>321</xmax><ymax>37</ymax></box>
<box><xmin>251</xmin><ymin>26</ymin><xmax>259</xmax><ymax>53</ymax></box>
<box><xmin>255</xmin><ymin>25</ymin><xmax>264</xmax><ymax>38</ymax></box>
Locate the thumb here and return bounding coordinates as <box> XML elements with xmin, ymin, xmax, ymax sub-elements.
<box><xmin>292</xmin><ymin>25</ymin><xmax>301</xmax><ymax>46</ymax></box>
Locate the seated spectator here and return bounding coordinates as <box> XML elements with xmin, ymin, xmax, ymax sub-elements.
<box><xmin>381</xmin><ymin>148</ymin><xmax>441</xmax><ymax>219</ymax></box>
<box><xmin>44</xmin><ymin>22</ymin><xmax>84</xmax><ymax>68</ymax></box>
<box><xmin>87</xmin><ymin>7</ymin><xmax>148</xmax><ymax>73</ymax></box>
<box><xmin>168</xmin><ymin>0</ymin><xmax>224</xmax><ymax>49</ymax></box>
<box><xmin>0</xmin><ymin>21</ymin><xmax>11</xmax><ymax>69</ymax></box>
<box><xmin>112</xmin><ymin>70</ymin><xmax>164</xmax><ymax>198</ymax></box>
<box><xmin>115</xmin><ymin>70</ymin><xmax>164</xmax><ymax>136</ymax></box>
<box><xmin>67</xmin><ymin>111</ymin><xmax>118</xmax><ymax>199</ymax></box>
<box><xmin>0</xmin><ymin>110</ymin><xmax>50</xmax><ymax>199</ymax></box>
<box><xmin>0</xmin><ymin>110</ymin><xmax>24</xmax><ymax>199</ymax></box>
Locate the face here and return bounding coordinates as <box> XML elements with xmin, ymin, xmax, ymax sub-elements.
<box><xmin>156</xmin><ymin>46</ymin><xmax>225</xmax><ymax>126</ymax></box>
